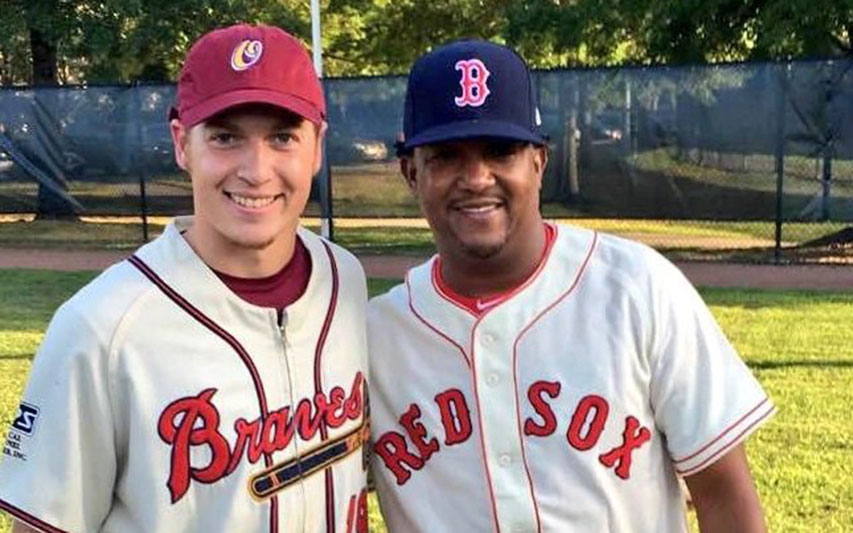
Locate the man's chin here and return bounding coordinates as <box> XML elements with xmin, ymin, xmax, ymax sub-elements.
<box><xmin>457</xmin><ymin>238</ymin><xmax>506</xmax><ymax>260</ymax></box>
<box><xmin>227</xmin><ymin>234</ymin><xmax>278</xmax><ymax>251</ymax></box>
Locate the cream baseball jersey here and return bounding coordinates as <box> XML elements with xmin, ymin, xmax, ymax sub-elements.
<box><xmin>0</xmin><ymin>218</ymin><xmax>370</xmax><ymax>533</ymax></box>
<box><xmin>368</xmin><ymin>223</ymin><xmax>775</xmax><ymax>532</ymax></box>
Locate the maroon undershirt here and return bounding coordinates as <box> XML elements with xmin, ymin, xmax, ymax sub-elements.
<box><xmin>213</xmin><ymin>237</ymin><xmax>312</xmax><ymax>315</ymax></box>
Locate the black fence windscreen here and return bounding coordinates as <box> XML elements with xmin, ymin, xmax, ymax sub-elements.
<box><xmin>1</xmin><ymin>59</ymin><xmax>852</xmax><ymax>262</ymax></box>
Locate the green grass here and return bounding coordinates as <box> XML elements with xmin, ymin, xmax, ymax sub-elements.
<box><xmin>566</xmin><ymin>218</ymin><xmax>840</xmax><ymax>243</ymax></box>
<box><xmin>631</xmin><ymin>148</ymin><xmax>853</xmax><ymax>197</ymax></box>
<box><xmin>0</xmin><ymin>271</ymin><xmax>851</xmax><ymax>532</ymax></box>
<box><xmin>0</xmin><ymin>219</ymin><xmax>166</xmax><ymax>249</ymax></box>
<box><xmin>325</xmin><ymin>162</ymin><xmax>580</xmax><ymax>219</ymax></box>
<box><xmin>0</xmin><ymin>218</ymin><xmax>848</xmax><ymax>259</ymax></box>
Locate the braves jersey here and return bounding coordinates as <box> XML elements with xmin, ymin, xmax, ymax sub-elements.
<box><xmin>0</xmin><ymin>218</ymin><xmax>370</xmax><ymax>533</ymax></box>
<box><xmin>368</xmin><ymin>223</ymin><xmax>775</xmax><ymax>533</ymax></box>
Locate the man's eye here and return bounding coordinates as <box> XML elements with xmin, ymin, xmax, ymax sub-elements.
<box><xmin>427</xmin><ymin>148</ymin><xmax>457</xmax><ymax>163</ymax></box>
<box><xmin>486</xmin><ymin>141</ymin><xmax>522</xmax><ymax>159</ymax></box>
<box><xmin>272</xmin><ymin>132</ymin><xmax>296</xmax><ymax>145</ymax></box>
<box><xmin>209</xmin><ymin>132</ymin><xmax>236</xmax><ymax>145</ymax></box>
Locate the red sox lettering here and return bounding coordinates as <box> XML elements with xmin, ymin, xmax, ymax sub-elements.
<box><xmin>159</xmin><ymin>372</ymin><xmax>365</xmax><ymax>503</ymax></box>
<box><xmin>374</xmin><ymin>380</ymin><xmax>651</xmax><ymax>485</ymax></box>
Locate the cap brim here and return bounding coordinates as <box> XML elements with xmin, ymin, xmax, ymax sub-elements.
<box><xmin>179</xmin><ymin>89</ymin><xmax>324</xmax><ymax>127</ymax></box>
<box><xmin>403</xmin><ymin>119</ymin><xmax>547</xmax><ymax>150</ymax></box>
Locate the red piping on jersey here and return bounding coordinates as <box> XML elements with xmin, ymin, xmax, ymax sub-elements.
<box><xmin>0</xmin><ymin>500</ymin><xmax>67</xmax><ymax>533</ymax></box>
<box><xmin>467</xmin><ymin>330</ymin><xmax>503</xmax><ymax>533</ymax></box>
<box><xmin>672</xmin><ymin>397</ymin><xmax>770</xmax><ymax>464</ymax></box>
<box><xmin>510</xmin><ymin>230</ymin><xmax>598</xmax><ymax>533</ymax></box>
<box><xmin>460</xmin><ymin>224</ymin><xmax>562</xmax><ymax>532</ymax></box>
<box><xmin>316</xmin><ymin>241</ymin><xmax>340</xmax><ymax>533</ymax></box>
<box><xmin>128</xmin><ymin>255</ymin><xmax>279</xmax><ymax>533</ymax></box>
<box><xmin>406</xmin><ymin>224</ymin><xmax>562</xmax><ymax>531</ymax></box>
<box><xmin>431</xmin><ymin>223</ymin><xmax>557</xmax><ymax>318</ymax></box>
<box><xmin>406</xmin><ymin>274</ymin><xmax>471</xmax><ymax>369</ymax></box>
<box><xmin>675</xmin><ymin>403</ymin><xmax>775</xmax><ymax>476</ymax></box>
<box><xmin>431</xmin><ymin>262</ymin><xmax>475</xmax><ymax>316</ymax></box>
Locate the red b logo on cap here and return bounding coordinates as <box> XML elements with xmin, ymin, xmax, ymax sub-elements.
<box><xmin>454</xmin><ymin>59</ymin><xmax>491</xmax><ymax>107</ymax></box>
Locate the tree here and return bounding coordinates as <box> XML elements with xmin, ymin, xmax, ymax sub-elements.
<box><xmin>502</xmin><ymin>0</ymin><xmax>853</xmax><ymax>68</ymax></box>
<box><xmin>321</xmin><ymin>0</ymin><xmax>512</xmax><ymax>76</ymax></box>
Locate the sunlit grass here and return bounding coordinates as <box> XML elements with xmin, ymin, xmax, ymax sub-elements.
<box><xmin>1</xmin><ymin>271</ymin><xmax>850</xmax><ymax>532</ymax></box>
<box><xmin>0</xmin><ymin>217</ymin><xmax>846</xmax><ymax>257</ymax></box>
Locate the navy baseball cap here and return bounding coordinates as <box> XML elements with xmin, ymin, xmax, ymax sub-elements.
<box><xmin>401</xmin><ymin>40</ymin><xmax>546</xmax><ymax>151</ymax></box>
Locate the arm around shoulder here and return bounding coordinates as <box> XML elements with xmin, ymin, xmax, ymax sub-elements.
<box><xmin>684</xmin><ymin>444</ymin><xmax>767</xmax><ymax>533</ymax></box>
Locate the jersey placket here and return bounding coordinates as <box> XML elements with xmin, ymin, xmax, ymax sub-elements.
<box><xmin>470</xmin><ymin>316</ymin><xmax>538</xmax><ymax>533</ymax></box>
<box><xmin>274</xmin><ymin>308</ymin><xmax>308</xmax><ymax>531</ymax></box>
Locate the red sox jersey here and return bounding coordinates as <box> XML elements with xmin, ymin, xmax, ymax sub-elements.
<box><xmin>368</xmin><ymin>223</ymin><xmax>775</xmax><ymax>532</ymax></box>
<box><xmin>0</xmin><ymin>218</ymin><xmax>371</xmax><ymax>533</ymax></box>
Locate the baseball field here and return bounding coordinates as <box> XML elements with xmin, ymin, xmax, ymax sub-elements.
<box><xmin>0</xmin><ymin>215</ymin><xmax>849</xmax><ymax>265</ymax></box>
<box><xmin>0</xmin><ymin>270</ymin><xmax>850</xmax><ymax>532</ymax></box>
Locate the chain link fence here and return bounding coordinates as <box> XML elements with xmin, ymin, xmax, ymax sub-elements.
<box><xmin>1</xmin><ymin>59</ymin><xmax>851</xmax><ymax>263</ymax></box>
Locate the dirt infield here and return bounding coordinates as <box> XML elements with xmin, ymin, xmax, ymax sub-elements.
<box><xmin>1</xmin><ymin>247</ymin><xmax>851</xmax><ymax>290</ymax></box>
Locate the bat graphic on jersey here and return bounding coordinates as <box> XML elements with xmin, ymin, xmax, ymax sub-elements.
<box><xmin>250</xmin><ymin>418</ymin><xmax>370</xmax><ymax>500</ymax></box>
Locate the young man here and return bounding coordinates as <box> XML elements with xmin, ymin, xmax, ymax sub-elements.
<box><xmin>368</xmin><ymin>40</ymin><xmax>774</xmax><ymax>532</ymax></box>
<box><xmin>0</xmin><ymin>25</ymin><xmax>370</xmax><ymax>532</ymax></box>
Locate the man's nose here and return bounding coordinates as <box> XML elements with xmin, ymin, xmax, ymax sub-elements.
<box><xmin>237</xmin><ymin>140</ymin><xmax>274</xmax><ymax>185</ymax></box>
<box><xmin>459</xmin><ymin>152</ymin><xmax>494</xmax><ymax>190</ymax></box>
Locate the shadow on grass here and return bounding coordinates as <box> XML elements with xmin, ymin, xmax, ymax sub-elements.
<box><xmin>747</xmin><ymin>360</ymin><xmax>853</xmax><ymax>370</ymax></box>
<box><xmin>699</xmin><ymin>288</ymin><xmax>853</xmax><ymax>309</ymax></box>
<box><xmin>0</xmin><ymin>353</ymin><xmax>33</xmax><ymax>360</ymax></box>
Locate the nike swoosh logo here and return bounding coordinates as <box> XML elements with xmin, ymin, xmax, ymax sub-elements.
<box><xmin>474</xmin><ymin>297</ymin><xmax>502</xmax><ymax>311</ymax></box>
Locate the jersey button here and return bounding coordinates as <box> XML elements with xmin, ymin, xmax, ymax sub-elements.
<box><xmin>482</xmin><ymin>333</ymin><xmax>495</xmax><ymax>344</ymax></box>
<box><xmin>498</xmin><ymin>454</ymin><xmax>512</xmax><ymax>466</ymax></box>
<box><xmin>486</xmin><ymin>373</ymin><xmax>499</xmax><ymax>385</ymax></box>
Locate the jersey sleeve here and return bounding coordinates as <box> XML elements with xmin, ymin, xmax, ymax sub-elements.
<box><xmin>0</xmin><ymin>300</ymin><xmax>117</xmax><ymax>531</ymax></box>
<box><xmin>646</xmin><ymin>258</ymin><xmax>775</xmax><ymax>477</ymax></box>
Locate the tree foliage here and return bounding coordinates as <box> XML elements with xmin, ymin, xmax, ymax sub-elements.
<box><xmin>502</xmin><ymin>0</ymin><xmax>853</xmax><ymax>68</ymax></box>
<box><xmin>0</xmin><ymin>0</ymin><xmax>852</xmax><ymax>85</ymax></box>
<box><xmin>1</xmin><ymin>0</ymin><xmax>308</xmax><ymax>84</ymax></box>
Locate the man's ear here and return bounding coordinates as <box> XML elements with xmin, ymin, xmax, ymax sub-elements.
<box><xmin>532</xmin><ymin>144</ymin><xmax>549</xmax><ymax>192</ymax></box>
<box><xmin>312</xmin><ymin>121</ymin><xmax>328</xmax><ymax>175</ymax></box>
<box><xmin>170</xmin><ymin>119</ymin><xmax>190</xmax><ymax>171</ymax></box>
<box><xmin>399</xmin><ymin>154</ymin><xmax>419</xmax><ymax>196</ymax></box>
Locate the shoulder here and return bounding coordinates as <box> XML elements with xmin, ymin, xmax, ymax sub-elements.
<box><xmin>58</xmin><ymin>260</ymin><xmax>154</xmax><ymax>336</ymax></box>
<box><xmin>48</xmin><ymin>226</ymin><xmax>193</xmax><ymax>355</ymax></box>
<box><xmin>367</xmin><ymin>256</ymin><xmax>432</xmax><ymax>324</ymax></box>
<box><xmin>299</xmin><ymin>227</ymin><xmax>365</xmax><ymax>282</ymax></box>
<box><xmin>591</xmin><ymin>228</ymin><xmax>676</xmax><ymax>279</ymax></box>
<box><xmin>28</xmin><ymin>255</ymin><xmax>156</xmax><ymax>384</ymax></box>
<box><xmin>368</xmin><ymin>281</ymin><xmax>408</xmax><ymax>314</ymax></box>
<box><xmin>555</xmin><ymin>224</ymin><xmax>688</xmax><ymax>297</ymax></box>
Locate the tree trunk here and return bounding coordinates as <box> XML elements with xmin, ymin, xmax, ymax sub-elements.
<box><xmin>30</xmin><ymin>25</ymin><xmax>76</xmax><ymax>219</ymax></box>
<box><xmin>30</xmin><ymin>27</ymin><xmax>56</xmax><ymax>85</ymax></box>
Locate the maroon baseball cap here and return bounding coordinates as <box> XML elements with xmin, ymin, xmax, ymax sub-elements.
<box><xmin>172</xmin><ymin>24</ymin><xmax>325</xmax><ymax>127</ymax></box>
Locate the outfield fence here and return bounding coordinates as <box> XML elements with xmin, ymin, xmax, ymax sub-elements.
<box><xmin>1</xmin><ymin>59</ymin><xmax>852</xmax><ymax>263</ymax></box>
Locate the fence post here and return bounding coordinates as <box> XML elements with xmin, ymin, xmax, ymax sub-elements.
<box><xmin>567</xmin><ymin>110</ymin><xmax>579</xmax><ymax>197</ymax></box>
<box><xmin>624</xmin><ymin>76</ymin><xmax>634</xmax><ymax>158</ymax></box>
<box><xmin>821</xmin><ymin>67</ymin><xmax>834</xmax><ymax>221</ymax></box>
<box><xmin>821</xmin><ymin>150</ymin><xmax>832</xmax><ymax>221</ymax></box>
<box><xmin>773</xmin><ymin>64</ymin><xmax>788</xmax><ymax>264</ymax></box>
<box><xmin>317</xmin><ymin>146</ymin><xmax>334</xmax><ymax>241</ymax></box>
<box><xmin>132</xmin><ymin>82</ymin><xmax>149</xmax><ymax>243</ymax></box>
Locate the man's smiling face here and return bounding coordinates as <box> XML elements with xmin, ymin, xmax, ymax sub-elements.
<box><xmin>403</xmin><ymin>138</ymin><xmax>546</xmax><ymax>261</ymax></box>
<box><xmin>171</xmin><ymin>103</ymin><xmax>323</xmax><ymax>254</ymax></box>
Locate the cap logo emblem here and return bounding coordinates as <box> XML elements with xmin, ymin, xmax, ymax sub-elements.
<box><xmin>231</xmin><ymin>39</ymin><xmax>264</xmax><ymax>71</ymax></box>
<box><xmin>454</xmin><ymin>59</ymin><xmax>491</xmax><ymax>107</ymax></box>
